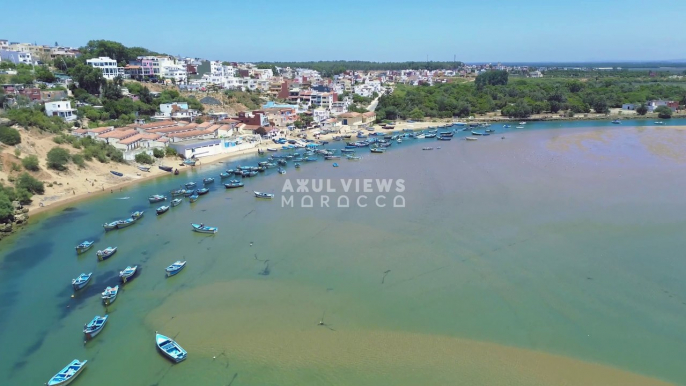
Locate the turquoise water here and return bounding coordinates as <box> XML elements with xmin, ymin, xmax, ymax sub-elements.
<box><xmin>2</xmin><ymin>119</ymin><xmax>686</xmax><ymax>385</ymax></box>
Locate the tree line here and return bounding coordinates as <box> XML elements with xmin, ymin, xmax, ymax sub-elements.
<box><xmin>256</xmin><ymin>60</ymin><xmax>464</xmax><ymax>77</ymax></box>
<box><xmin>376</xmin><ymin>71</ymin><xmax>686</xmax><ymax>120</ymax></box>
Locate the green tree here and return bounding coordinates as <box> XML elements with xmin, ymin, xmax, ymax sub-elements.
<box><xmin>69</xmin><ymin>64</ymin><xmax>106</xmax><ymax>94</ymax></box>
<box><xmin>475</xmin><ymin>70</ymin><xmax>508</xmax><ymax>90</ymax></box>
<box><xmin>0</xmin><ymin>126</ymin><xmax>21</xmax><ymax>145</ymax></box>
<box><xmin>654</xmin><ymin>105</ymin><xmax>672</xmax><ymax>119</ymax></box>
<box><xmin>0</xmin><ymin>190</ymin><xmax>14</xmax><ymax>222</ymax></box>
<box><xmin>409</xmin><ymin>108</ymin><xmax>424</xmax><ymax>120</ymax></box>
<box><xmin>255</xmin><ymin>127</ymin><xmax>268</xmax><ymax>136</ymax></box>
<box><xmin>35</xmin><ymin>66</ymin><xmax>57</xmax><ymax>83</ymax></box>
<box><xmin>135</xmin><ymin>152</ymin><xmax>154</xmax><ymax>164</ymax></box>
<box><xmin>10</xmin><ymin>70</ymin><xmax>35</xmax><ymax>85</ymax></box>
<box><xmin>592</xmin><ymin>98</ymin><xmax>609</xmax><ymax>114</ymax></box>
<box><xmin>16</xmin><ymin>173</ymin><xmax>44</xmax><ymax>195</ymax></box>
<box><xmin>71</xmin><ymin>153</ymin><xmax>86</xmax><ymax>168</ymax></box>
<box><xmin>165</xmin><ymin>146</ymin><xmax>177</xmax><ymax>157</ymax></box>
<box><xmin>21</xmin><ymin>155</ymin><xmax>40</xmax><ymax>171</ymax></box>
<box><xmin>46</xmin><ymin>147</ymin><xmax>71</xmax><ymax>170</ymax></box>
<box><xmin>152</xmin><ymin>148</ymin><xmax>165</xmax><ymax>158</ymax></box>
<box><xmin>636</xmin><ymin>104</ymin><xmax>648</xmax><ymax>115</ymax></box>
<box><xmin>102</xmin><ymin>81</ymin><xmax>123</xmax><ymax>100</ymax></box>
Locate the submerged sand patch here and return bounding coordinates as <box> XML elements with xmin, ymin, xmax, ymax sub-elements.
<box><xmin>145</xmin><ymin>280</ymin><xmax>674</xmax><ymax>386</ymax></box>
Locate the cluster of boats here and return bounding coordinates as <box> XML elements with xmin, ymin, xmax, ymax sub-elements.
<box><xmin>102</xmin><ymin>210</ymin><xmax>144</xmax><ymax>231</ymax></box>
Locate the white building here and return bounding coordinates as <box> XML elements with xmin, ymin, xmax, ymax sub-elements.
<box><xmin>313</xmin><ymin>108</ymin><xmax>330</xmax><ymax>123</ymax></box>
<box><xmin>0</xmin><ymin>50</ymin><xmax>32</xmax><ymax>64</ymax></box>
<box><xmin>311</xmin><ymin>92</ymin><xmax>333</xmax><ymax>108</ymax></box>
<box><xmin>86</xmin><ymin>57</ymin><xmax>123</xmax><ymax>79</ymax></box>
<box><xmin>45</xmin><ymin>101</ymin><xmax>76</xmax><ymax>121</ymax></box>
<box><xmin>163</xmin><ymin>64</ymin><xmax>188</xmax><ymax>83</ymax></box>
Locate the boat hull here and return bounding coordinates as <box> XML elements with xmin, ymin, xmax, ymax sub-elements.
<box><xmin>47</xmin><ymin>360</ymin><xmax>87</xmax><ymax>386</ymax></box>
<box><xmin>75</xmin><ymin>242</ymin><xmax>93</xmax><ymax>254</ymax></box>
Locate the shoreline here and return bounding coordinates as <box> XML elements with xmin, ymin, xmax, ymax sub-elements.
<box><xmin>25</xmin><ymin>118</ymin><xmax>686</xmax><ymax>218</ymax></box>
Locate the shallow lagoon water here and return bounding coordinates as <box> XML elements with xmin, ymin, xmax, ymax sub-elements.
<box><xmin>1</xmin><ymin>120</ymin><xmax>686</xmax><ymax>385</ymax></box>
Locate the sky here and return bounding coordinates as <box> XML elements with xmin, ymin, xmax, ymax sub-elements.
<box><xmin>3</xmin><ymin>0</ymin><xmax>686</xmax><ymax>63</ymax></box>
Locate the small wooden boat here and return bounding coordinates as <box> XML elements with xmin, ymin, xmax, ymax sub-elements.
<box><xmin>148</xmin><ymin>195</ymin><xmax>166</xmax><ymax>203</ymax></box>
<box><xmin>341</xmin><ymin>148</ymin><xmax>355</xmax><ymax>153</ymax></box>
<box><xmin>103</xmin><ymin>220</ymin><xmax>123</xmax><ymax>231</ymax></box>
<box><xmin>503</xmin><ymin>124</ymin><xmax>511</xmax><ymax>128</ymax></box>
<box><xmin>101</xmin><ymin>285</ymin><xmax>119</xmax><ymax>305</ymax></box>
<box><xmin>325</xmin><ymin>155</ymin><xmax>341</xmax><ymax>160</ymax></box>
<box><xmin>72</xmin><ymin>272</ymin><xmax>92</xmax><ymax>291</ymax></box>
<box><xmin>294</xmin><ymin>163</ymin><xmax>301</xmax><ymax>168</ymax></box>
<box><xmin>116</xmin><ymin>217</ymin><xmax>138</xmax><ymax>229</ymax></box>
<box><xmin>203</xmin><ymin>177</ymin><xmax>214</xmax><ymax>184</ymax></box>
<box><xmin>156</xmin><ymin>205</ymin><xmax>170</xmax><ymax>215</ymax></box>
<box><xmin>416</xmin><ymin>134</ymin><xmax>426</xmax><ymax>139</ymax></box>
<box><xmin>346</xmin><ymin>155</ymin><xmax>361</xmax><ymax>160</ymax></box>
<box><xmin>422</xmin><ymin>147</ymin><xmax>434</xmax><ymax>150</ymax></box>
<box><xmin>84</xmin><ymin>315</ymin><xmax>108</xmax><ymax>340</ymax></box>
<box><xmin>257</xmin><ymin>166</ymin><xmax>266</xmax><ymax>172</ymax></box>
<box><xmin>75</xmin><ymin>241</ymin><xmax>94</xmax><ymax>254</ymax></box>
<box><xmin>184</xmin><ymin>182</ymin><xmax>197</xmax><ymax>189</ymax></box>
<box><xmin>485</xmin><ymin>129</ymin><xmax>495</xmax><ymax>133</ymax></box>
<box><xmin>137</xmin><ymin>165</ymin><xmax>151</xmax><ymax>172</ymax></box>
<box><xmin>466</xmin><ymin>137</ymin><xmax>478</xmax><ymax>141</ymax></box>
<box><xmin>159</xmin><ymin>165</ymin><xmax>173</xmax><ymax>172</ymax></box>
<box><xmin>171</xmin><ymin>198</ymin><xmax>182</xmax><ymax>207</ymax></box>
<box><xmin>612</xmin><ymin>119</ymin><xmax>621</xmax><ymax>124</ymax></box>
<box><xmin>196</xmin><ymin>188</ymin><xmax>209</xmax><ymax>195</ymax></box>
<box><xmin>188</xmin><ymin>194</ymin><xmax>199</xmax><ymax>203</ymax></box>
<box><xmin>267</xmin><ymin>148</ymin><xmax>278</xmax><ymax>152</ymax></box>
<box><xmin>47</xmin><ymin>359</ymin><xmax>87</xmax><ymax>386</ymax></box>
<box><xmin>397</xmin><ymin>138</ymin><xmax>403</xmax><ymax>143</ymax></box>
<box><xmin>219</xmin><ymin>172</ymin><xmax>231</xmax><ymax>179</ymax></box>
<box><xmin>254</xmin><ymin>191</ymin><xmax>274</xmax><ymax>199</ymax></box>
<box><xmin>224</xmin><ymin>180</ymin><xmax>244</xmax><ymax>189</ymax></box>
<box><xmin>425</xmin><ymin>133</ymin><xmax>437</xmax><ymax>138</ymax></box>
<box><xmin>437</xmin><ymin>136</ymin><xmax>452</xmax><ymax>141</ymax></box>
<box><xmin>519</xmin><ymin>122</ymin><xmax>527</xmax><ymax>125</ymax></box>
<box><xmin>278</xmin><ymin>167</ymin><xmax>286</xmax><ymax>175</ymax></box>
<box><xmin>110</xmin><ymin>171</ymin><xmax>123</xmax><ymax>177</ymax></box>
<box><xmin>183</xmin><ymin>159</ymin><xmax>197</xmax><ymax>166</ymax></box>
<box><xmin>170</xmin><ymin>189</ymin><xmax>187</xmax><ymax>197</ymax></box>
<box><xmin>183</xmin><ymin>190</ymin><xmax>194</xmax><ymax>197</ymax></box>
<box><xmin>277</xmin><ymin>159</ymin><xmax>287</xmax><ymax>166</ymax></box>
<box><xmin>304</xmin><ymin>157</ymin><xmax>317</xmax><ymax>162</ymax></box>
<box><xmin>440</xmin><ymin>132</ymin><xmax>454</xmax><ymax>137</ymax></box>
<box><xmin>119</xmin><ymin>265</ymin><xmax>138</xmax><ymax>283</ymax></box>
<box><xmin>166</xmin><ymin>261</ymin><xmax>187</xmax><ymax>277</ymax></box>
<box><xmin>156</xmin><ymin>333</ymin><xmax>187</xmax><ymax>363</ymax></box>
<box><xmin>471</xmin><ymin>131</ymin><xmax>484</xmax><ymax>136</ymax></box>
<box><xmin>246</xmin><ymin>171</ymin><xmax>258</xmax><ymax>177</ymax></box>
<box><xmin>370</xmin><ymin>147</ymin><xmax>385</xmax><ymax>153</ymax></box>
<box><xmin>332</xmin><ymin>163</ymin><xmax>339</xmax><ymax>167</ymax></box>
<box><xmin>191</xmin><ymin>223</ymin><xmax>218</xmax><ymax>233</ymax></box>
<box><xmin>97</xmin><ymin>247</ymin><xmax>117</xmax><ymax>261</ymax></box>
<box><xmin>515</xmin><ymin>126</ymin><xmax>525</xmax><ymax>129</ymax></box>
<box><xmin>654</xmin><ymin>121</ymin><xmax>664</xmax><ymax>125</ymax></box>
<box><xmin>343</xmin><ymin>134</ymin><xmax>352</xmax><ymax>139</ymax></box>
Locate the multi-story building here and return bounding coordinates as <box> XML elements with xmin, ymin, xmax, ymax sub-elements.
<box><xmin>45</xmin><ymin>101</ymin><xmax>77</xmax><ymax>121</ymax></box>
<box><xmin>86</xmin><ymin>57</ymin><xmax>123</xmax><ymax>79</ymax></box>
<box><xmin>0</xmin><ymin>40</ymin><xmax>8</xmax><ymax>50</ymax></box>
<box><xmin>0</xmin><ymin>50</ymin><xmax>32</xmax><ymax>64</ymax></box>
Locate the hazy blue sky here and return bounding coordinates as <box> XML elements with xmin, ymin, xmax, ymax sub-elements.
<box><xmin>3</xmin><ymin>0</ymin><xmax>686</xmax><ymax>62</ymax></box>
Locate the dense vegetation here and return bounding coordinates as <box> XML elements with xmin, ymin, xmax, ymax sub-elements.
<box><xmin>224</xmin><ymin>90</ymin><xmax>263</xmax><ymax>110</ymax></box>
<box><xmin>257</xmin><ymin>61</ymin><xmax>464</xmax><ymax>77</ymax></box>
<box><xmin>377</xmin><ymin>74</ymin><xmax>686</xmax><ymax>120</ymax></box>
<box><xmin>4</xmin><ymin>107</ymin><xmax>70</xmax><ymax>133</ymax></box>
<box><xmin>0</xmin><ymin>125</ymin><xmax>22</xmax><ymax>145</ymax></box>
<box><xmin>77</xmin><ymin>40</ymin><xmax>161</xmax><ymax>66</ymax></box>
<box><xmin>52</xmin><ymin>135</ymin><xmax>125</xmax><ymax>164</ymax></box>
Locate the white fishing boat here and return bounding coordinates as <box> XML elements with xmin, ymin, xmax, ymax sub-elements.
<box><xmin>166</xmin><ymin>260</ymin><xmax>187</xmax><ymax>276</ymax></box>
<box><xmin>119</xmin><ymin>265</ymin><xmax>138</xmax><ymax>283</ymax></box>
<box><xmin>254</xmin><ymin>191</ymin><xmax>275</xmax><ymax>199</ymax></box>
<box><xmin>156</xmin><ymin>333</ymin><xmax>187</xmax><ymax>363</ymax></box>
<box><xmin>47</xmin><ymin>359</ymin><xmax>87</xmax><ymax>386</ymax></box>
<box><xmin>101</xmin><ymin>285</ymin><xmax>119</xmax><ymax>305</ymax></box>
<box><xmin>83</xmin><ymin>315</ymin><xmax>108</xmax><ymax>340</ymax></box>
<box><xmin>71</xmin><ymin>272</ymin><xmax>92</xmax><ymax>291</ymax></box>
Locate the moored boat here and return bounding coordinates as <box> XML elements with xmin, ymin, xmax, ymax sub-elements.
<box><xmin>101</xmin><ymin>285</ymin><xmax>119</xmax><ymax>305</ymax></box>
<box><xmin>370</xmin><ymin>147</ymin><xmax>385</xmax><ymax>153</ymax></box>
<box><xmin>612</xmin><ymin>119</ymin><xmax>621</xmax><ymax>124</ymax></box>
<box><xmin>72</xmin><ymin>272</ymin><xmax>92</xmax><ymax>291</ymax></box>
<box><xmin>324</xmin><ymin>155</ymin><xmax>341</xmax><ymax>160</ymax></box>
<box><xmin>294</xmin><ymin>162</ymin><xmax>301</xmax><ymax>168</ymax></box>
<box><xmin>254</xmin><ymin>191</ymin><xmax>274</xmax><ymax>199</ymax></box>
<box><xmin>219</xmin><ymin>172</ymin><xmax>231</xmax><ymax>179</ymax></box>
<box><xmin>203</xmin><ymin>177</ymin><xmax>214</xmax><ymax>184</ymax></box>
<box><xmin>137</xmin><ymin>165</ymin><xmax>151</xmax><ymax>172</ymax></box>
<box><xmin>184</xmin><ymin>182</ymin><xmax>197</xmax><ymax>189</ymax></box>
<box><xmin>47</xmin><ymin>359</ymin><xmax>87</xmax><ymax>386</ymax></box>
<box><xmin>191</xmin><ymin>223</ymin><xmax>218</xmax><ymax>233</ymax></box>
<box><xmin>119</xmin><ymin>265</ymin><xmax>138</xmax><ymax>283</ymax></box>
<box><xmin>515</xmin><ymin>126</ymin><xmax>525</xmax><ymax>129</ymax></box>
<box><xmin>170</xmin><ymin>189</ymin><xmax>187</xmax><ymax>197</ymax></box>
<box><xmin>156</xmin><ymin>333</ymin><xmax>187</xmax><ymax>362</ymax></box>
<box><xmin>188</xmin><ymin>194</ymin><xmax>199</xmax><ymax>203</ymax></box>
<box><xmin>224</xmin><ymin>180</ymin><xmax>244</xmax><ymax>189</ymax></box>
<box><xmin>159</xmin><ymin>165</ymin><xmax>173</xmax><ymax>172</ymax></box>
<box><xmin>75</xmin><ymin>241</ymin><xmax>94</xmax><ymax>254</ymax></box>
<box><xmin>110</xmin><ymin>171</ymin><xmax>123</xmax><ymax>177</ymax></box>
<box><xmin>131</xmin><ymin>211</ymin><xmax>144</xmax><ymax>219</ymax></box>
<box><xmin>278</xmin><ymin>167</ymin><xmax>286</xmax><ymax>175</ymax></box>
<box><xmin>97</xmin><ymin>247</ymin><xmax>117</xmax><ymax>261</ymax></box>
<box><xmin>466</xmin><ymin>137</ymin><xmax>478</xmax><ymax>141</ymax></box>
<box><xmin>439</xmin><ymin>132</ymin><xmax>453</xmax><ymax>137</ymax></box>
<box><xmin>346</xmin><ymin>155</ymin><xmax>361</xmax><ymax>160</ymax></box>
<box><xmin>183</xmin><ymin>159</ymin><xmax>196</xmax><ymax>166</ymax></box>
<box><xmin>171</xmin><ymin>198</ymin><xmax>182</xmax><ymax>207</ymax></box>
<box><xmin>166</xmin><ymin>261</ymin><xmax>187</xmax><ymax>277</ymax></box>
<box><xmin>196</xmin><ymin>188</ymin><xmax>209</xmax><ymax>195</ymax></box>
<box><xmin>83</xmin><ymin>315</ymin><xmax>108</xmax><ymax>340</ymax></box>
<box><xmin>422</xmin><ymin>147</ymin><xmax>434</xmax><ymax>150</ymax></box>
<box><xmin>267</xmin><ymin>147</ymin><xmax>278</xmax><ymax>152</ymax></box>
<box><xmin>437</xmin><ymin>136</ymin><xmax>452</xmax><ymax>141</ymax></box>
<box><xmin>103</xmin><ymin>220</ymin><xmax>123</xmax><ymax>231</ymax></box>
<box><xmin>156</xmin><ymin>205</ymin><xmax>170</xmax><ymax>215</ymax></box>
<box><xmin>148</xmin><ymin>195</ymin><xmax>166</xmax><ymax>203</ymax></box>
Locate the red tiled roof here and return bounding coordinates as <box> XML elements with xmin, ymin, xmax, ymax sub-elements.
<box><xmin>136</xmin><ymin>120</ymin><xmax>176</xmax><ymax>129</ymax></box>
<box><xmin>118</xmin><ymin>134</ymin><xmax>144</xmax><ymax>145</ymax></box>
<box><xmin>362</xmin><ymin>111</ymin><xmax>376</xmax><ymax>117</ymax></box>
<box><xmin>139</xmin><ymin>133</ymin><xmax>162</xmax><ymax>140</ymax></box>
<box><xmin>73</xmin><ymin>129</ymin><xmax>88</xmax><ymax>134</ymax></box>
<box><xmin>218</xmin><ymin>118</ymin><xmax>240</xmax><ymax>124</ymax></box>
<box><xmin>338</xmin><ymin>112</ymin><xmax>362</xmax><ymax>118</ymax></box>
<box><xmin>147</xmin><ymin>126</ymin><xmax>191</xmax><ymax>134</ymax></box>
<box><xmin>89</xmin><ymin>126</ymin><xmax>114</xmax><ymax>134</ymax></box>
<box><xmin>204</xmin><ymin>124</ymin><xmax>222</xmax><ymax>132</ymax></box>
<box><xmin>158</xmin><ymin>137</ymin><xmax>170</xmax><ymax>143</ymax></box>
<box><xmin>99</xmin><ymin>129</ymin><xmax>137</xmax><ymax>139</ymax></box>
<box><xmin>243</xmin><ymin>125</ymin><xmax>261</xmax><ymax>131</ymax></box>
<box><xmin>197</xmin><ymin>122</ymin><xmax>212</xmax><ymax>128</ymax></box>
<box><xmin>180</xmin><ymin>123</ymin><xmax>198</xmax><ymax>130</ymax></box>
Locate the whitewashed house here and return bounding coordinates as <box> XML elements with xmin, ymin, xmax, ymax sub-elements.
<box><xmin>45</xmin><ymin>101</ymin><xmax>77</xmax><ymax>121</ymax></box>
<box><xmin>86</xmin><ymin>57</ymin><xmax>123</xmax><ymax>79</ymax></box>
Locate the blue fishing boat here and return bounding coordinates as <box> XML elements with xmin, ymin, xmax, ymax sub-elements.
<box><xmin>101</xmin><ymin>285</ymin><xmax>119</xmax><ymax>305</ymax></box>
<box><xmin>170</xmin><ymin>188</ymin><xmax>187</xmax><ymax>197</ymax></box>
<box><xmin>156</xmin><ymin>205</ymin><xmax>170</xmax><ymax>215</ymax></box>
<box><xmin>346</xmin><ymin>155</ymin><xmax>361</xmax><ymax>160</ymax></box>
<box><xmin>440</xmin><ymin>132</ymin><xmax>454</xmax><ymax>137</ymax></box>
<box><xmin>75</xmin><ymin>241</ymin><xmax>94</xmax><ymax>254</ymax></box>
<box><xmin>184</xmin><ymin>182</ymin><xmax>197</xmax><ymax>189</ymax></box>
<box><xmin>171</xmin><ymin>198</ymin><xmax>182</xmax><ymax>207</ymax></box>
<box><xmin>183</xmin><ymin>159</ymin><xmax>196</xmax><ymax>166</ymax></box>
<box><xmin>304</xmin><ymin>157</ymin><xmax>317</xmax><ymax>162</ymax></box>
<box><xmin>156</xmin><ymin>333</ymin><xmax>187</xmax><ymax>362</ymax></box>
<box><xmin>325</xmin><ymin>155</ymin><xmax>341</xmax><ymax>160</ymax></box>
<box><xmin>184</xmin><ymin>189</ymin><xmax>194</xmax><ymax>197</ymax></box>
<box><xmin>254</xmin><ymin>191</ymin><xmax>275</xmax><ymax>199</ymax></box>
<box><xmin>203</xmin><ymin>177</ymin><xmax>214</xmax><ymax>184</ymax></box>
<box><xmin>437</xmin><ymin>136</ymin><xmax>452</xmax><ymax>141</ymax></box>
<box><xmin>103</xmin><ymin>220</ymin><xmax>123</xmax><ymax>231</ymax></box>
<box><xmin>294</xmin><ymin>163</ymin><xmax>301</xmax><ymax>168</ymax></box>
<box><xmin>72</xmin><ymin>272</ymin><xmax>92</xmax><ymax>291</ymax></box>
<box><xmin>278</xmin><ymin>167</ymin><xmax>286</xmax><ymax>175</ymax></box>
<box><xmin>97</xmin><ymin>247</ymin><xmax>117</xmax><ymax>261</ymax></box>
<box><xmin>333</xmin><ymin>163</ymin><xmax>339</xmax><ymax>167</ymax></box>
<box><xmin>148</xmin><ymin>195</ymin><xmax>166</xmax><ymax>203</ymax></box>
<box><xmin>341</xmin><ymin>149</ymin><xmax>355</xmax><ymax>153</ymax></box>
<box><xmin>110</xmin><ymin>171</ymin><xmax>123</xmax><ymax>177</ymax></box>
<box><xmin>612</xmin><ymin>119</ymin><xmax>621</xmax><ymax>124</ymax></box>
<box><xmin>84</xmin><ymin>315</ymin><xmax>108</xmax><ymax>340</ymax></box>
<box><xmin>119</xmin><ymin>265</ymin><xmax>138</xmax><ymax>283</ymax></box>
<box><xmin>370</xmin><ymin>147</ymin><xmax>385</xmax><ymax>153</ymax></box>
<box><xmin>165</xmin><ymin>261</ymin><xmax>187</xmax><ymax>277</ymax></box>
<box><xmin>131</xmin><ymin>210</ymin><xmax>144</xmax><ymax>219</ymax></box>
<box><xmin>188</xmin><ymin>194</ymin><xmax>199</xmax><ymax>203</ymax></box>
<box><xmin>219</xmin><ymin>172</ymin><xmax>231</xmax><ymax>179</ymax></box>
<box><xmin>191</xmin><ymin>223</ymin><xmax>218</xmax><ymax>233</ymax></box>
<box><xmin>159</xmin><ymin>165</ymin><xmax>173</xmax><ymax>172</ymax></box>
<box><xmin>47</xmin><ymin>359</ymin><xmax>87</xmax><ymax>386</ymax></box>
<box><xmin>196</xmin><ymin>188</ymin><xmax>209</xmax><ymax>195</ymax></box>
<box><xmin>224</xmin><ymin>180</ymin><xmax>244</xmax><ymax>189</ymax></box>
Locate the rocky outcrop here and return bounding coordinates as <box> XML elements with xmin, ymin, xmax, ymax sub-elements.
<box><xmin>0</xmin><ymin>201</ymin><xmax>30</xmax><ymax>241</ymax></box>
